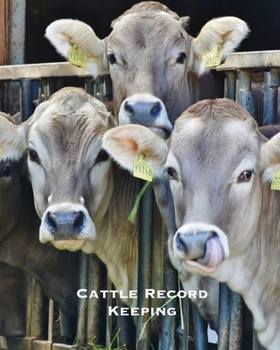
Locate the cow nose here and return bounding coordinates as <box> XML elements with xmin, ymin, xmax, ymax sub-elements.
<box><xmin>118</xmin><ymin>94</ymin><xmax>173</xmax><ymax>138</ymax></box>
<box><xmin>46</xmin><ymin>210</ymin><xmax>85</xmax><ymax>240</ymax></box>
<box><xmin>124</xmin><ymin>100</ymin><xmax>162</xmax><ymax>122</ymax></box>
<box><xmin>175</xmin><ymin>231</ymin><xmax>215</xmax><ymax>260</ymax></box>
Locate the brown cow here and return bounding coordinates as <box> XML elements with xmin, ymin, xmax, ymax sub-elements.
<box><xmin>0</xmin><ymin>113</ymin><xmax>79</xmax><ymax>335</ymax></box>
<box><xmin>45</xmin><ymin>1</ymin><xmax>249</xmax><ymax>138</ymax></box>
<box><xmin>103</xmin><ymin>99</ymin><xmax>280</xmax><ymax>349</ymax></box>
<box><xmin>0</xmin><ymin>88</ymin><xmax>148</xmax><ymax>308</ymax></box>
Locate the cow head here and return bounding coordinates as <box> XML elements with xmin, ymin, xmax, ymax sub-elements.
<box><xmin>102</xmin><ymin>99</ymin><xmax>280</xmax><ymax>282</ymax></box>
<box><xmin>45</xmin><ymin>2</ymin><xmax>249</xmax><ymax>137</ymax></box>
<box><xmin>0</xmin><ymin>88</ymin><xmax>116</xmax><ymax>254</ymax></box>
<box><xmin>0</xmin><ymin>113</ymin><xmax>27</xmax><ymax>241</ymax></box>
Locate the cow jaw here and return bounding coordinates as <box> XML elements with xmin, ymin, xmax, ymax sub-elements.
<box><xmin>173</xmin><ymin>223</ymin><xmax>229</xmax><ymax>275</ymax></box>
<box><xmin>118</xmin><ymin>94</ymin><xmax>173</xmax><ymax>139</ymax></box>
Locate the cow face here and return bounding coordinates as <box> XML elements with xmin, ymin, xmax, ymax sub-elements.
<box><xmin>45</xmin><ymin>2</ymin><xmax>249</xmax><ymax>137</ymax></box>
<box><xmin>165</xmin><ymin>99</ymin><xmax>276</xmax><ymax>278</ymax></box>
<box><xmin>26</xmin><ymin>88</ymin><xmax>115</xmax><ymax>253</ymax></box>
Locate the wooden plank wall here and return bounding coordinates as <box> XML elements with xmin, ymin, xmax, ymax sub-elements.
<box><xmin>0</xmin><ymin>0</ymin><xmax>10</xmax><ymax>65</ymax></box>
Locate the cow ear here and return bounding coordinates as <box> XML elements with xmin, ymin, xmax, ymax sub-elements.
<box><xmin>102</xmin><ymin>125</ymin><xmax>168</xmax><ymax>179</ymax></box>
<box><xmin>45</xmin><ymin>19</ymin><xmax>109</xmax><ymax>78</ymax></box>
<box><xmin>262</xmin><ymin>132</ymin><xmax>280</xmax><ymax>182</ymax></box>
<box><xmin>0</xmin><ymin>116</ymin><xmax>27</xmax><ymax>160</ymax></box>
<box><xmin>193</xmin><ymin>17</ymin><xmax>250</xmax><ymax>75</ymax></box>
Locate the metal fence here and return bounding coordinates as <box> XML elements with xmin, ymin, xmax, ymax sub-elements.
<box><xmin>0</xmin><ymin>50</ymin><xmax>279</xmax><ymax>350</ymax></box>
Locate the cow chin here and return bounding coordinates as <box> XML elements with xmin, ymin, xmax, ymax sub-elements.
<box><xmin>52</xmin><ymin>239</ymin><xmax>86</xmax><ymax>252</ymax></box>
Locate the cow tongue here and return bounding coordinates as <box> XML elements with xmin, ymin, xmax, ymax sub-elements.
<box><xmin>196</xmin><ymin>236</ymin><xmax>225</xmax><ymax>268</ymax></box>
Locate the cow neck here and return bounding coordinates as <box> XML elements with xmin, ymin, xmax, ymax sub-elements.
<box><xmin>0</xmin><ymin>176</ymin><xmax>79</xmax><ymax>318</ymax></box>
<box><xmin>214</xmin><ymin>183</ymin><xmax>280</xmax><ymax>350</ymax></box>
<box><xmin>92</xmin><ymin>164</ymin><xmax>139</xmax><ymax>303</ymax></box>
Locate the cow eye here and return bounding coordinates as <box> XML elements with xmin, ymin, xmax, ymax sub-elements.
<box><xmin>176</xmin><ymin>52</ymin><xmax>187</xmax><ymax>64</ymax></box>
<box><xmin>0</xmin><ymin>165</ymin><xmax>13</xmax><ymax>178</ymax></box>
<box><xmin>238</xmin><ymin>170</ymin><xmax>253</xmax><ymax>183</ymax></box>
<box><xmin>167</xmin><ymin>167</ymin><xmax>178</xmax><ymax>180</ymax></box>
<box><xmin>108</xmin><ymin>53</ymin><xmax>117</xmax><ymax>65</ymax></box>
<box><xmin>28</xmin><ymin>149</ymin><xmax>39</xmax><ymax>163</ymax></box>
<box><xmin>95</xmin><ymin>150</ymin><xmax>109</xmax><ymax>163</ymax></box>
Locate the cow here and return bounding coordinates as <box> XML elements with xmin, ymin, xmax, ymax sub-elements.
<box><xmin>0</xmin><ymin>112</ymin><xmax>79</xmax><ymax>336</ymax></box>
<box><xmin>45</xmin><ymin>1</ymin><xmax>249</xmax><ymax>138</ymax></box>
<box><xmin>102</xmin><ymin>98</ymin><xmax>280</xmax><ymax>349</ymax></box>
<box><xmin>0</xmin><ymin>88</ymin><xmax>144</xmax><ymax>309</ymax></box>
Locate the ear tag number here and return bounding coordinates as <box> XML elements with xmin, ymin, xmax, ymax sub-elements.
<box><xmin>204</xmin><ymin>43</ymin><xmax>223</xmax><ymax>68</ymax></box>
<box><xmin>133</xmin><ymin>154</ymin><xmax>153</xmax><ymax>182</ymax></box>
<box><xmin>68</xmin><ymin>44</ymin><xmax>87</xmax><ymax>68</ymax></box>
<box><xmin>271</xmin><ymin>170</ymin><xmax>280</xmax><ymax>190</ymax></box>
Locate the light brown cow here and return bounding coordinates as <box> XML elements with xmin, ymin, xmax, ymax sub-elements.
<box><xmin>103</xmin><ymin>99</ymin><xmax>280</xmax><ymax>349</ymax></box>
<box><xmin>45</xmin><ymin>1</ymin><xmax>249</xmax><ymax>138</ymax></box>
<box><xmin>0</xmin><ymin>87</ymin><xmax>170</xmax><ymax>308</ymax></box>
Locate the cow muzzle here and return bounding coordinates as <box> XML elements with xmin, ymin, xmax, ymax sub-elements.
<box><xmin>118</xmin><ymin>94</ymin><xmax>173</xmax><ymax>139</ymax></box>
<box><xmin>174</xmin><ymin>224</ymin><xmax>229</xmax><ymax>273</ymax></box>
<box><xmin>40</xmin><ymin>202</ymin><xmax>96</xmax><ymax>252</ymax></box>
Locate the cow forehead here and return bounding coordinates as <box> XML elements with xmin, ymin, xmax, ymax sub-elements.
<box><xmin>109</xmin><ymin>12</ymin><xmax>190</xmax><ymax>49</ymax></box>
<box><xmin>170</xmin><ymin>112</ymin><xmax>260</xmax><ymax>174</ymax></box>
<box><xmin>29</xmin><ymin>112</ymin><xmax>108</xmax><ymax>165</ymax></box>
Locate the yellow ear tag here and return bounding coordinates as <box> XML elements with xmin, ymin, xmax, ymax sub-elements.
<box><xmin>204</xmin><ymin>43</ymin><xmax>223</xmax><ymax>68</ymax></box>
<box><xmin>133</xmin><ymin>154</ymin><xmax>153</xmax><ymax>182</ymax></box>
<box><xmin>68</xmin><ymin>44</ymin><xmax>87</xmax><ymax>68</ymax></box>
<box><xmin>0</xmin><ymin>147</ymin><xmax>2</xmax><ymax>161</ymax></box>
<box><xmin>271</xmin><ymin>170</ymin><xmax>280</xmax><ymax>190</ymax></box>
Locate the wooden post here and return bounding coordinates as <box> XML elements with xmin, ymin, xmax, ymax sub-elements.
<box><xmin>0</xmin><ymin>0</ymin><xmax>10</xmax><ymax>65</ymax></box>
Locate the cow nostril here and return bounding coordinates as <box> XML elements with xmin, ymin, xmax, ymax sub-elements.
<box><xmin>47</xmin><ymin>212</ymin><xmax>57</xmax><ymax>231</ymax></box>
<box><xmin>150</xmin><ymin>101</ymin><xmax>161</xmax><ymax>117</ymax></box>
<box><xmin>124</xmin><ymin>102</ymin><xmax>135</xmax><ymax>116</ymax></box>
<box><xmin>176</xmin><ymin>233</ymin><xmax>188</xmax><ymax>254</ymax></box>
<box><xmin>73</xmin><ymin>211</ymin><xmax>85</xmax><ymax>231</ymax></box>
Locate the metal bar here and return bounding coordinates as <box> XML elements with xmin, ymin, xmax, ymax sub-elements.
<box><xmin>218</xmin><ymin>283</ymin><xmax>230</xmax><ymax>350</ymax></box>
<box><xmin>20</xmin><ymin>80</ymin><xmax>33</xmax><ymax>121</ymax></box>
<box><xmin>192</xmin><ymin>304</ymin><xmax>208</xmax><ymax>350</ymax></box>
<box><xmin>136</xmin><ymin>182</ymin><xmax>154</xmax><ymax>350</ymax></box>
<box><xmin>236</xmin><ymin>70</ymin><xmax>255</xmax><ymax>117</ymax></box>
<box><xmin>76</xmin><ymin>252</ymin><xmax>89</xmax><ymax>346</ymax></box>
<box><xmin>217</xmin><ymin>50</ymin><xmax>280</xmax><ymax>71</ymax></box>
<box><xmin>87</xmin><ymin>255</ymin><xmax>106</xmax><ymax>344</ymax></box>
<box><xmin>48</xmin><ymin>300</ymin><xmax>54</xmax><ymax>342</ymax></box>
<box><xmin>263</xmin><ymin>68</ymin><xmax>280</xmax><ymax>125</ymax></box>
<box><xmin>0</xmin><ymin>83</ymin><xmax>4</xmax><ymax>111</ymax></box>
<box><xmin>159</xmin><ymin>231</ymin><xmax>178</xmax><ymax>350</ymax></box>
<box><xmin>0</xmin><ymin>62</ymin><xmax>91</xmax><ymax>81</ymax></box>
<box><xmin>228</xmin><ymin>292</ymin><xmax>243</xmax><ymax>350</ymax></box>
<box><xmin>224</xmin><ymin>71</ymin><xmax>236</xmax><ymax>100</ymax></box>
<box><xmin>30</xmin><ymin>279</ymin><xmax>44</xmax><ymax>339</ymax></box>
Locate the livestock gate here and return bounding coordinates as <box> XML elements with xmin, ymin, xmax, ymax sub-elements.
<box><xmin>0</xmin><ymin>50</ymin><xmax>278</xmax><ymax>350</ymax></box>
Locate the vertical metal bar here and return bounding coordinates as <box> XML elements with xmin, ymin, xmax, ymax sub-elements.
<box><xmin>20</xmin><ymin>80</ymin><xmax>33</xmax><ymax>121</ymax></box>
<box><xmin>218</xmin><ymin>283</ymin><xmax>230</xmax><ymax>350</ymax></box>
<box><xmin>263</xmin><ymin>68</ymin><xmax>280</xmax><ymax>125</ymax></box>
<box><xmin>229</xmin><ymin>292</ymin><xmax>243</xmax><ymax>350</ymax></box>
<box><xmin>76</xmin><ymin>252</ymin><xmax>89</xmax><ymax>346</ymax></box>
<box><xmin>236</xmin><ymin>70</ymin><xmax>255</xmax><ymax>116</ymax></box>
<box><xmin>136</xmin><ymin>182</ymin><xmax>154</xmax><ymax>350</ymax></box>
<box><xmin>85</xmin><ymin>78</ymin><xmax>94</xmax><ymax>96</ymax></box>
<box><xmin>30</xmin><ymin>279</ymin><xmax>44</xmax><ymax>338</ymax></box>
<box><xmin>102</xmin><ymin>75</ymin><xmax>113</xmax><ymax>102</ymax></box>
<box><xmin>39</xmin><ymin>79</ymin><xmax>51</xmax><ymax>103</ymax></box>
<box><xmin>159</xmin><ymin>240</ymin><xmax>178</xmax><ymax>350</ymax></box>
<box><xmin>192</xmin><ymin>304</ymin><xmax>208</xmax><ymax>350</ymax></box>
<box><xmin>48</xmin><ymin>300</ymin><xmax>54</xmax><ymax>342</ymax></box>
<box><xmin>0</xmin><ymin>83</ymin><xmax>5</xmax><ymax>111</ymax></box>
<box><xmin>87</xmin><ymin>255</ymin><xmax>106</xmax><ymax>344</ymax></box>
<box><xmin>224</xmin><ymin>71</ymin><xmax>236</xmax><ymax>100</ymax></box>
